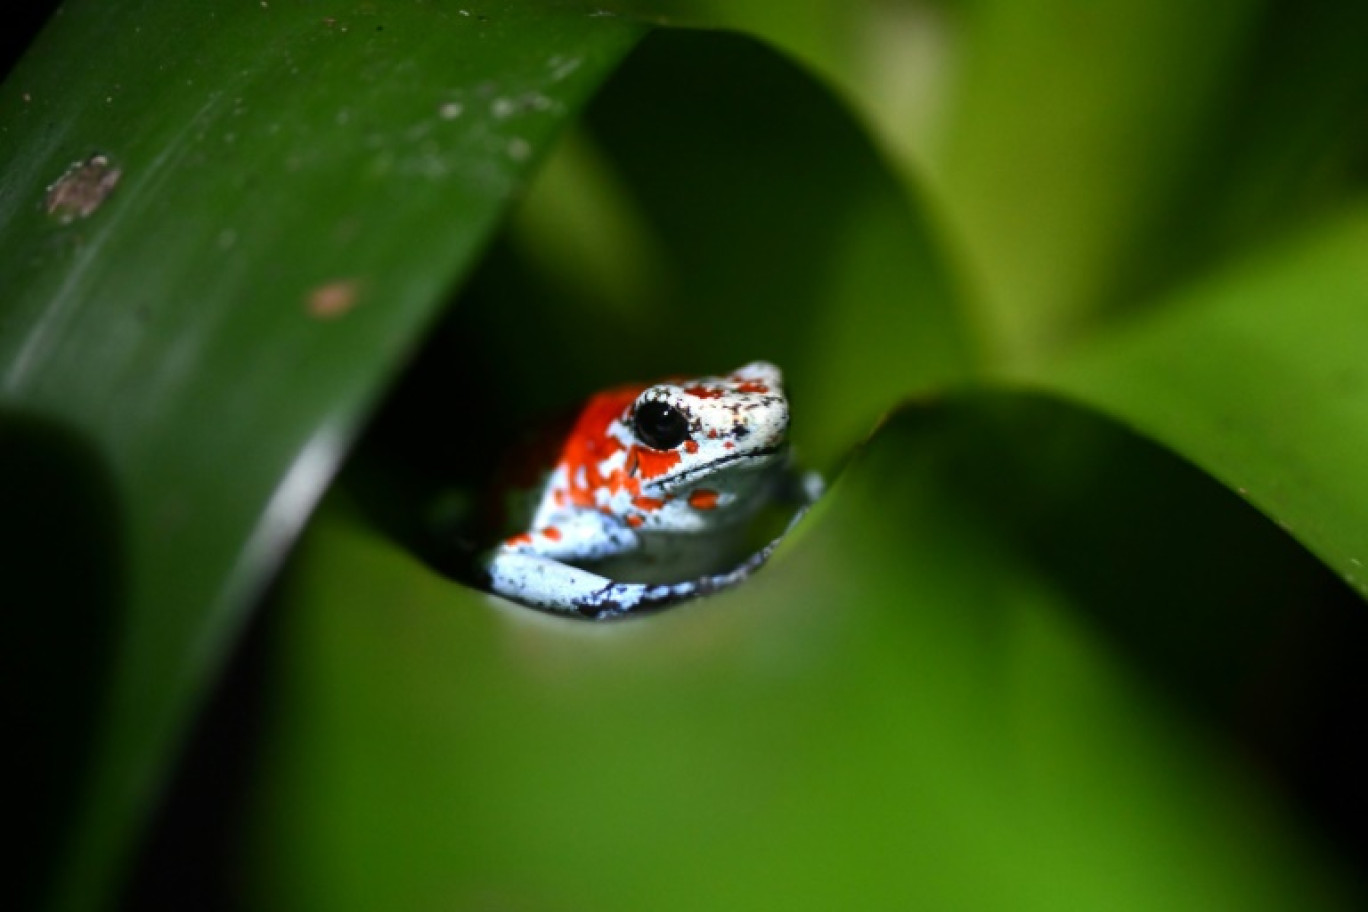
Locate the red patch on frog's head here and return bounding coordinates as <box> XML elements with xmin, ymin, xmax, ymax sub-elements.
<box><xmin>628</xmin><ymin>445</ymin><xmax>682</xmax><ymax>480</ymax></box>
<box><xmin>557</xmin><ymin>384</ymin><xmax>642</xmax><ymax>506</ymax></box>
<box><xmin>682</xmin><ymin>385</ymin><xmax>726</xmax><ymax>399</ymax></box>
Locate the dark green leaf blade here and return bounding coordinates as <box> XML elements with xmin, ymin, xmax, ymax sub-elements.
<box><xmin>0</xmin><ymin>3</ymin><xmax>644</xmax><ymax>909</ymax></box>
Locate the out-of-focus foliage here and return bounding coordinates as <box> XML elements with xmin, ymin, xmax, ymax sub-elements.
<box><xmin>1035</xmin><ymin>208</ymin><xmax>1368</xmax><ymax>590</ymax></box>
<box><xmin>2</xmin><ymin>1</ymin><xmax>1366</xmax><ymax>911</ymax></box>
<box><xmin>251</xmin><ymin>399</ymin><xmax>1356</xmax><ymax>911</ymax></box>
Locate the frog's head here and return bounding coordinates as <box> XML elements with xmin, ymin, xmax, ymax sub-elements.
<box><xmin>626</xmin><ymin>361</ymin><xmax>790</xmax><ymax>506</ymax></box>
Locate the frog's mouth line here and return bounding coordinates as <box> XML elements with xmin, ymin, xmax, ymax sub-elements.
<box><xmin>647</xmin><ymin>444</ymin><xmax>784</xmax><ymax>490</ymax></box>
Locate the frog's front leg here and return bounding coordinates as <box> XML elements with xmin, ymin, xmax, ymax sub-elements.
<box><xmin>480</xmin><ymin>510</ymin><xmax>645</xmax><ymax>617</ymax></box>
<box><xmin>480</xmin><ymin>511</ymin><xmax>767</xmax><ymax>620</ymax></box>
<box><xmin>497</xmin><ymin>510</ymin><xmax>641</xmax><ymax>565</ymax></box>
<box><xmin>485</xmin><ymin>550</ymin><xmax>771</xmax><ymax>619</ymax></box>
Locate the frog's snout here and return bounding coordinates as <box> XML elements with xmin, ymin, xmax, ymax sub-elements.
<box><xmin>732</xmin><ymin>360</ymin><xmax>783</xmax><ymax>390</ymax></box>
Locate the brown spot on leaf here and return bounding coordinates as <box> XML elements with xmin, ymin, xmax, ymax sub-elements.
<box><xmin>307</xmin><ymin>279</ymin><xmax>360</xmax><ymax>319</ymax></box>
<box><xmin>45</xmin><ymin>154</ymin><xmax>121</xmax><ymax>223</ymax></box>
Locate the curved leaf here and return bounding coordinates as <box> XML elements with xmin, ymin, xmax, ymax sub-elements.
<box><xmin>247</xmin><ymin>400</ymin><xmax>1359</xmax><ymax>910</ymax></box>
<box><xmin>937</xmin><ymin>0</ymin><xmax>1265</xmax><ymax>358</ymax></box>
<box><xmin>1033</xmin><ymin>207</ymin><xmax>1368</xmax><ymax>597</ymax></box>
<box><xmin>0</xmin><ymin>2</ymin><xmax>644</xmax><ymax>908</ymax></box>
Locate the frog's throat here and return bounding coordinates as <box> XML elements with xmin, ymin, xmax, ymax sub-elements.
<box><xmin>644</xmin><ymin>445</ymin><xmax>785</xmax><ymax>491</ymax></box>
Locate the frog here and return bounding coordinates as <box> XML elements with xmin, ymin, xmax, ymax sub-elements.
<box><xmin>479</xmin><ymin>361</ymin><xmax>820</xmax><ymax>619</ymax></box>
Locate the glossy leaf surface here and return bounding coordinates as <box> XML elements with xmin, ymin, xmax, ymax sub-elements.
<box><xmin>0</xmin><ymin>3</ymin><xmax>642</xmax><ymax>908</ymax></box>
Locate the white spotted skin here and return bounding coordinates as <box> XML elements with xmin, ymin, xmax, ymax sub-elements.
<box><xmin>480</xmin><ymin>361</ymin><xmax>818</xmax><ymax>618</ymax></box>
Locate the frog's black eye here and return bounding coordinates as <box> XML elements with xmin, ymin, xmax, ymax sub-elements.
<box><xmin>633</xmin><ymin>400</ymin><xmax>690</xmax><ymax>450</ymax></box>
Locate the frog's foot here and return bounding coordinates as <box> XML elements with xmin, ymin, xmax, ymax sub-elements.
<box><xmin>482</xmin><ymin>536</ymin><xmax>782</xmax><ymax>620</ymax></box>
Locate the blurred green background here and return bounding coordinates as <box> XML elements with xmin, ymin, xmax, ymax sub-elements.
<box><xmin>3</xmin><ymin>1</ymin><xmax>1366</xmax><ymax>910</ymax></box>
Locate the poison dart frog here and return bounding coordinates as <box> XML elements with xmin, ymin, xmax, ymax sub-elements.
<box><xmin>480</xmin><ymin>361</ymin><xmax>820</xmax><ymax>619</ymax></box>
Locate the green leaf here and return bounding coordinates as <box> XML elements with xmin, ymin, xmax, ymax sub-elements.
<box><xmin>246</xmin><ymin>400</ymin><xmax>1357</xmax><ymax>911</ymax></box>
<box><xmin>1033</xmin><ymin>206</ymin><xmax>1368</xmax><ymax>597</ymax></box>
<box><xmin>642</xmin><ymin>3</ymin><xmax>1368</xmax><ymax>372</ymax></box>
<box><xmin>10</xmin><ymin>1</ymin><xmax>1366</xmax><ymax>908</ymax></box>
<box><xmin>937</xmin><ymin>0</ymin><xmax>1267</xmax><ymax>360</ymax></box>
<box><xmin>0</xmin><ymin>3</ymin><xmax>644</xmax><ymax>908</ymax></box>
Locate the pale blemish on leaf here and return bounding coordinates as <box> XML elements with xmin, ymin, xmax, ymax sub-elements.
<box><xmin>44</xmin><ymin>153</ymin><xmax>121</xmax><ymax>223</ymax></box>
